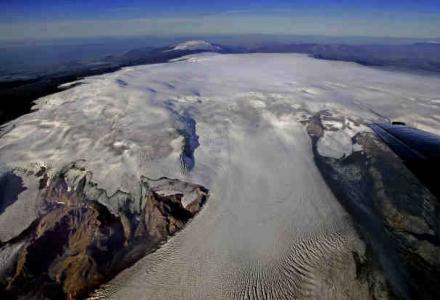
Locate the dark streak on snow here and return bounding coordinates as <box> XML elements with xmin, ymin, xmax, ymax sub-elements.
<box><xmin>116</xmin><ymin>79</ymin><xmax>128</xmax><ymax>87</ymax></box>
<box><xmin>165</xmin><ymin>100</ymin><xmax>200</xmax><ymax>173</ymax></box>
<box><xmin>0</xmin><ymin>169</ymin><xmax>27</xmax><ymax>214</ymax></box>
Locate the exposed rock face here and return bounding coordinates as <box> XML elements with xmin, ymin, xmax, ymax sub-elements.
<box><xmin>306</xmin><ymin>112</ymin><xmax>440</xmax><ymax>300</ymax></box>
<box><xmin>0</xmin><ymin>162</ymin><xmax>208</xmax><ymax>299</ymax></box>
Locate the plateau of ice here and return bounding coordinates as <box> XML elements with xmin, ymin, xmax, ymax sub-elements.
<box><xmin>1</xmin><ymin>53</ymin><xmax>439</xmax><ymax>299</ymax></box>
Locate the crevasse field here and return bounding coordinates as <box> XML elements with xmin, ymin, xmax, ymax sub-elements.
<box><xmin>1</xmin><ymin>53</ymin><xmax>440</xmax><ymax>299</ymax></box>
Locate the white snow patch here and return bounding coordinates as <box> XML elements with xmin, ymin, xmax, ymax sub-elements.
<box><xmin>318</xmin><ymin>113</ymin><xmax>371</xmax><ymax>158</ymax></box>
<box><xmin>170</xmin><ymin>40</ymin><xmax>220</xmax><ymax>51</ymax></box>
<box><xmin>318</xmin><ymin>130</ymin><xmax>353</xmax><ymax>159</ymax></box>
<box><xmin>352</xmin><ymin>142</ymin><xmax>364</xmax><ymax>152</ymax></box>
<box><xmin>58</xmin><ymin>80</ymin><xmax>82</xmax><ymax>89</ymax></box>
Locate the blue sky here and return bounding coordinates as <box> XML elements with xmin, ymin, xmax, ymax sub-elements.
<box><xmin>0</xmin><ymin>0</ymin><xmax>439</xmax><ymax>40</ymax></box>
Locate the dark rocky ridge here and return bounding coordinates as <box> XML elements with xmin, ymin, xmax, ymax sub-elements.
<box><xmin>370</xmin><ymin>123</ymin><xmax>440</xmax><ymax>199</ymax></box>
<box><xmin>0</xmin><ymin>162</ymin><xmax>208</xmax><ymax>299</ymax></box>
<box><xmin>306</xmin><ymin>112</ymin><xmax>440</xmax><ymax>300</ymax></box>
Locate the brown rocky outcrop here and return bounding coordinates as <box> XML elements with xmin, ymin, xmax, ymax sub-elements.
<box><xmin>0</xmin><ymin>162</ymin><xmax>208</xmax><ymax>299</ymax></box>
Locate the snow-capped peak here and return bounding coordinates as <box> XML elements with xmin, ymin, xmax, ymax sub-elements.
<box><xmin>170</xmin><ymin>40</ymin><xmax>220</xmax><ymax>51</ymax></box>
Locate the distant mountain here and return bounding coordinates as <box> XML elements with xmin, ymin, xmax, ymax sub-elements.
<box><xmin>168</xmin><ymin>40</ymin><xmax>221</xmax><ymax>51</ymax></box>
<box><xmin>254</xmin><ymin>42</ymin><xmax>440</xmax><ymax>73</ymax></box>
<box><xmin>106</xmin><ymin>40</ymin><xmax>224</xmax><ymax>66</ymax></box>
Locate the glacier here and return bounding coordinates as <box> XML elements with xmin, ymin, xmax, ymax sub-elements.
<box><xmin>0</xmin><ymin>53</ymin><xmax>439</xmax><ymax>299</ymax></box>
